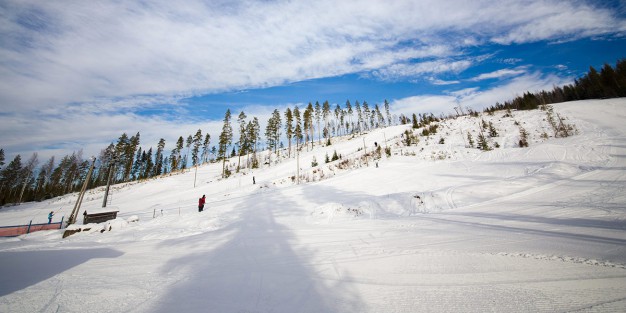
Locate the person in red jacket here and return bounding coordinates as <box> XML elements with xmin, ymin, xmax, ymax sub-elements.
<box><xmin>198</xmin><ymin>195</ymin><xmax>206</xmax><ymax>212</ymax></box>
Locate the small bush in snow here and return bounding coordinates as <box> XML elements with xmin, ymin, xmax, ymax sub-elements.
<box><xmin>518</xmin><ymin>127</ymin><xmax>529</xmax><ymax>147</ymax></box>
<box><xmin>467</xmin><ymin>132</ymin><xmax>475</xmax><ymax>148</ymax></box>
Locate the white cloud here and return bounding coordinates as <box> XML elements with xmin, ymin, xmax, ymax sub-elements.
<box><xmin>1</xmin><ymin>0</ymin><xmax>624</xmax><ymax>160</ymax></box>
<box><xmin>429</xmin><ymin>78</ymin><xmax>461</xmax><ymax>85</ymax></box>
<box><xmin>470</xmin><ymin>67</ymin><xmax>528</xmax><ymax>81</ymax></box>
<box><xmin>391</xmin><ymin>72</ymin><xmax>571</xmax><ymax>117</ymax></box>
<box><xmin>1</xmin><ymin>0</ymin><xmax>623</xmax><ymax>113</ymax></box>
<box><xmin>370</xmin><ymin>59</ymin><xmax>473</xmax><ymax>81</ymax></box>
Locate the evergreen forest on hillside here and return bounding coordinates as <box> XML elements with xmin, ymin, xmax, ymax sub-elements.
<box><xmin>1</xmin><ymin>59</ymin><xmax>625</xmax><ymax>206</ymax></box>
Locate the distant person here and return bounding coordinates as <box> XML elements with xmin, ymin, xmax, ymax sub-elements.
<box><xmin>48</xmin><ymin>211</ymin><xmax>54</xmax><ymax>224</ymax></box>
<box><xmin>253</xmin><ymin>176</ymin><xmax>256</xmax><ymax>184</ymax></box>
<box><xmin>198</xmin><ymin>195</ymin><xmax>206</xmax><ymax>212</ymax></box>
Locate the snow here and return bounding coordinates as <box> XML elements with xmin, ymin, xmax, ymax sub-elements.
<box><xmin>1</xmin><ymin>99</ymin><xmax>626</xmax><ymax>312</ymax></box>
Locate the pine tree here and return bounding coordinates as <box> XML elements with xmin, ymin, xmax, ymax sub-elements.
<box><xmin>184</xmin><ymin>135</ymin><xmax>193</xmax><ymax>170</ymax></box>
<box><xmin>218</xmin><ymin>109</ymin><xmax>233</xmax><ymax>178</ymax></box>
<box><xmin>314</xmin><ymin>101</ymin><xmax>321</xmax><ymax>144</ymax></box>
<box><xmin>305</xmin><ymin>103</ymin><xmax>315</xmax><ymax>149</ymax></box>
<box><xmin>345</xmin><ymin>100</ymin><xmax>353</xmax><ymax>134</ymax></box>
<box><xmin>362</xmin><ymin>101</ymin><xmax>370</xmax><ymax>131</ymax></box>
<box><xmin>192</xmin><ymin>129</ymin><xmax>202</xmax><ymax>166</ymax></box>
<box><xmin>294</xmin><ymin>106</ymin><xmax>302</xmax><ymax>149</ymax></box>
<box><xmin>384</xmin><ymin>99</ymin><xmax>391</xmax><ymax>127</ymax></box>
<box><xmin>154</xmin><ymin>138</ymin><xmax>166</xmax><ymax>176</ymax></box>
<box><xmin>0</xmin><ymin>154</ymin><xmax>23</xmax><ymax>202</ymax></box>
<box><xmin>132</xmin><ymin>147</ymin><xmax>143</xmax><ymax>180</ymax></box>
<box><xmin>322</xmin><ymin>100</ymin><xmax>331</xmax><ymax>143</ymax></box>
<box><xmin>124</xmin><ymin>133</ymin><xmax>140</xmax><ymax>181</ymax></box>
<box><xmin>285</xmin><ymin>108</ymin><xmax>293</xmax><ymax>158</ymax></box>
<box><xmin>265</xmin><ymin>109</ymin><xmax>282</xmax><ymax>157</ymax></box>
<box><xmin>202</xmin><ymin>134</ymin><xmax>211</xmax><ymax>164</ymax></box>
<box><xmin>143</xmin><ymin>148</ymin><xmax>154</xmax><ymax>179</ymax></box>
<box><xmin>355</xmin><ymin>101</ymin><xmax>362</xmax><ymax>134</ymax></box>
<box><xmin>171</xmin><ymin>136</ymin><xmax>184</xmax><ymax>172</ymax></box>
<box><xmin>237</xmin><ymin>111</ymin><xmax>247</xmax><ymax>171</ymax></box>
<box><xmin>333</xmin><ymin>103</ymin><xmax>342</xmax><ymax>136</ymax></box>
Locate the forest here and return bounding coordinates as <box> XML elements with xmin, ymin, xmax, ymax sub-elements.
<box><xmin>1</xmin><ymin>59</ymin><xmax>625</xmax><ymax>206</ymax></box>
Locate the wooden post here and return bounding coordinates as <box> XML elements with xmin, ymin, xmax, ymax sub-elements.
<box><xmin>363</xmin><ymin>138</ymin><xmax>369</xmax><ymax>167</ymax></box>
<box><xmin>67</xmin><ymin>158</ymin><xmax>96</xmax><ymax>226</ymax></box>
<box><xmin>27</xmin><ymin>220</ymin><xmax>32</xmax><ymax>234</ymax></box>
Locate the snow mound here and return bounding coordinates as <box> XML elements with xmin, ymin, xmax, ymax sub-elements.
<box><xmin>308</xmin><ymin>202</ymin><xmax>365</xmax><ymax>224</ymax></box>
<box><xmin>307</xmin><ymin>192</ymin><xmax>453</xmax><ymax>224</ymax></box>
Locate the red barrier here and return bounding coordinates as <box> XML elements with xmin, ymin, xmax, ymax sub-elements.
<box><xmin>0</xmin><ymin>219</ymin><xmax>64</xmax><ymax>237</ymax></box>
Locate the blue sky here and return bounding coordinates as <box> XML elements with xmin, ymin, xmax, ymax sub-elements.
<box><xmin>1</xmin><ymin>0</ymin><xmax>626</xmax><ymax>163</ymax></box>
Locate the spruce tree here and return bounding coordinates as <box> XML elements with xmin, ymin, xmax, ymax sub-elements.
<box><xmin>467</xmin><ymin>132</ymin><xmax>475</xmax><ymax>148</ymax></box>
<box><xmin>477</xmin><ymin>131</ymin><xmax>491</xmax><ymax>151</ymax></box>
<box><xmin>488</xmin><ymin>122</ymin><xmax>498</xmax><ymax>137</ymax></box>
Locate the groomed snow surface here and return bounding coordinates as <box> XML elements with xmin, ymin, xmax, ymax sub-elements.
<box><xmin>1</xmin><ymin>99</ymin><xmax>625</xmax><ymax>313</ymax></box>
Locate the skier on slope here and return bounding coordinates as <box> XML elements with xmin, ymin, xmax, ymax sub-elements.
<box><xmin>198</xmin><ymin>195</ymin><xmax>206</xmax><ymax>212</ymax></box>
<box><xmin>48</xmin><ymin>211</ymin><xmax>54</xmax><ymax>224</ymax></box>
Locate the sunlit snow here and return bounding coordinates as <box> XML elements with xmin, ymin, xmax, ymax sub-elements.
<box><xmin>1</xmin><ymin>99</ymin><xmax>625</xmax><ymax>312</ymax></box>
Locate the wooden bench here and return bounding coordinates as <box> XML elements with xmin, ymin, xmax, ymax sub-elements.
<box><xmin>83</xmin><ymin>210</ymin><xmax>119</xmax><ymax>224</ymax></box>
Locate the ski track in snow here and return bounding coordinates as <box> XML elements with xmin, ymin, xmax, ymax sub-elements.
<box><xmin>1</xmin><ymin>99</ymin><xmax>626</xmax><ymax>312</ymax></box>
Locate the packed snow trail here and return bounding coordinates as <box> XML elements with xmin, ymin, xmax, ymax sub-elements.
<box><xmin>0</xmin><ymin>99</ymin><xmax>625</xmax><ymax>312</ymax></box>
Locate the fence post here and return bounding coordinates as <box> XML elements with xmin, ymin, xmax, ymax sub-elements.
<box><xmin>27</xmin><ymin>220</ymin><xmax>32</xmax><ymax>234</ymax></box>
<box><xmin>59</xmin><ymin>216</ymin><xmax>65</xmax><ymax>229</ymax></box>
<box><xmin>153</xmin><ymin>209</ymin><xmax>156</xmax><ymax>218</ymax></box>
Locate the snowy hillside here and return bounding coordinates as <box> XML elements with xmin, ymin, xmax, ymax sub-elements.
<box><xmin>1</xmin><ymin>99</ymin><xmax>625</xmax><ymax>313</ymax></box>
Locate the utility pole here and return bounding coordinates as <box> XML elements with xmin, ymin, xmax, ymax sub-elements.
<box><xmin>102</xmin><ymin>156</ymin><xmax>117</xmax><ymax>208</ymax></box>
<box><xmin>68</xmin><ymin>157</ymin><xmax>96</xmax><ymax>226</ymax></box>
<box><xmin>194</xmin><ymin>164</ymin><xmax>198</xmax><ymax>188</ymax></box>
<box><xmin>363</xmin><ymin>137</ymin><xmax>369</xmax><ymax>167</ymax></box>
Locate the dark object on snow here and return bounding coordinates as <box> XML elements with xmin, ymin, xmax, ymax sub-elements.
<box><xmin>83</xmin><ymin>210</ymin><xmax>119</xmax><ymax>224</ymax></box>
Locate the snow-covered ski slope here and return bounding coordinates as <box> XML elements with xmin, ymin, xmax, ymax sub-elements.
<box><xmin>1</xmin><ymin>99</ymin><xmax>625</xmax><ymax>312</ymax></box>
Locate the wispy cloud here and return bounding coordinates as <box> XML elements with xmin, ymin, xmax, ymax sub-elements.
<box><xmin>391</xmin><ymin>71</ymin><xmax>571</xmax><ymax>117</ymax></box>
<box><xmin>369</xmin><ymin>59</ymin><xmax>473</xmax><ymax>82</ymax></box>
<box><xmin>0</xmin><ymin>0</ymin><xmax>624</xmax><ymax>159</ymax></box>
<box><xmin>2</xmin><ymin>0</ymin><xmax>623</xmax><ymax>112</ymax></box>
<box><xmin>470</xmin><ymin>67</ymin><xmax>528</xmax><ymax>81</ymax></box>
